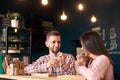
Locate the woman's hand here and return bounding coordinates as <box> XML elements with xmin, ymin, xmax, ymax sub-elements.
<box><xmin>76</xmin><ymin>54</ymin><xmax>87</xmax><ymax>65</ymax></box>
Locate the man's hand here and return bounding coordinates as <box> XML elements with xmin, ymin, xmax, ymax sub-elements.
<box><xmin>47</xmin><ymin>52</ymin><xmax>66</xmax><ymax>68</ymax></box>
<box><xmin>47</xmin><ymin>58</ymin><xmax>59</xmax><ymax>68</ymax></box>
<box><xmin>57</xmin><ymin>52</ymin><xmax>66</xmax><ymax>65</ymax></box>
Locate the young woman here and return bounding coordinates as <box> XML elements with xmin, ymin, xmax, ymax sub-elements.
<box><xmin>75</xmin><ymin>31</ymin><xmax>114</xmax><ymax>80</ymax></box>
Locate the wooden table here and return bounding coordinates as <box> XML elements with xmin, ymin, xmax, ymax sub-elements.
<box><xmin>0</xmin><ymin>74</ymin><xmax>86</xmax><ymax>80</ymax></box>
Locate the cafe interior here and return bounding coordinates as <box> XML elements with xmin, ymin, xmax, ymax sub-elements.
<box><xmin>0</xmin><ymin>0</ymin><xmax>120</xmax><ymax>80</ymax></box>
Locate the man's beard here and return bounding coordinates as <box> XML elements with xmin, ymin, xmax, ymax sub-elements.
<box><xmin>51</xmin><ymin>49</ymin><xmax>59</xmax><ymax>54</ymax></box>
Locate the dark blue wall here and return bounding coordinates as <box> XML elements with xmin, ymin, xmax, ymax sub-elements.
<box><xmin>55</xmin><ymin>0</ymin><xmax>120</xmax><ymax>54</ymax></box>
<box><xmin>55</xmin><ymin>1</ymin><xmax>120</xmax><ymax>80</ymax></box>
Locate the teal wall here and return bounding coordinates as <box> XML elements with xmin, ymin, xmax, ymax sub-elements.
<box><xmin>55</xmin><ymin>1</ymin><xmax>120</xmax><ymax>80</ymax></box>
<box><xmin>55</xmin><ymin>0</ymin><xmax>120</xmax><ymax>55</ymax></box>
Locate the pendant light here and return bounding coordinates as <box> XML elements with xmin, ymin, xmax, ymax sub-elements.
<box><xmin>14</xmin><ymin>28</ymin><xmax>17</xmax><ymax>33</ymax></box>
<box><xmin>78</xmin><ymin>3</ymin><xmax>84</xmax><ymax>11</ymax></box>
<box><xmin>60</xmin><ymin>0</ymin><xmax>67</xmax><ymax>21</ymax></box>
<box><xmin>60</xmin><ymin>10</ymin><xmax>67</xmax><ymax>21</ymax></box>
<box><xmin>41</xmin><ymin>0</ymin><xmax>48</xmax><ymax>6</ymax></box>
<box><xmin>77</xmin><ymin>0</ymin><xmax>84</xmax><ymax>11</ymax></box>
<box><xmin>90</xmin><ymin>0</ymin><xmax>97</xmax><ymax>23</ymax></box>
<box><xmin>91</xmin><ymin>14</ymin><xmax>97</xmax><ymax>23</ymax></box>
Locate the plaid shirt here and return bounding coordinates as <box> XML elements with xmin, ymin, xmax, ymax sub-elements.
<box><xmin>24</xmin><ymin>53</ymin><xmax>76</xmax><ymax>75</ymax></box>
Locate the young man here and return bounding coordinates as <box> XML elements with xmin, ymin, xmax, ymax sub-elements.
<box><xmin>24</xmin><ymin>30</ymin><xmax>76</xmax><ymax>75</ymax></box>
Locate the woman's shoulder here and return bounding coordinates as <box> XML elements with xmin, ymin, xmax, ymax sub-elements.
<box><xmin>95</xmin><ymin>55</ymin><xmax>110</xmax><ymax>64</ymax></box>
<box><xmin>98</xmin><ymin>55</ymin><xmax>109</xmax><ymax>60</ymax></box>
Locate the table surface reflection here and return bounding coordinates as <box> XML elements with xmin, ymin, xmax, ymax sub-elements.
<box><xmin>0</xmin><ymin>74</ymin><xmax>86</xmax><ymax>80</ymax></box>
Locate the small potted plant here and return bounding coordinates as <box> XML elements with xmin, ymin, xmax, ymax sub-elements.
<box><xmin>10</xmin><ymin>12</ymin><xmax>21</xmax><ymax>27</ymax></box>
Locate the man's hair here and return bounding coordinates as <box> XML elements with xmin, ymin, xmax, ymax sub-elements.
<box><xmin>46</xmin><ymin>30</ymin><xmax>60</xmax><ymax>40</ymax></box>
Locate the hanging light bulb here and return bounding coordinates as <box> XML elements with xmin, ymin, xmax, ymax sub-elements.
<box><xmin>78</xmin><ymin>3</ymin><xmax>84</xmax><ymax>11</ymax></box>
<box><xmin>60</xmin><ymin>11</ymin><xmax>67</xmax><ymax>21</ymax></box>
<box><xmin>91</xmin><ymin>0</ymin><xmax>97</xmax><ymax>23</ymax></box>
<box><xmin>14</xmin><ymin>29</ymin><xmax>17</xmax><ymax>33</ymax></box>
<box><xmin>41</xmin><ymin>0</ymin><xmax>48</xmax><ymax>6</ymax></box>
<box><xmin>91</xmin><ymin>14</ymin><xmax>97</xmax><ymax>23</ymax></box>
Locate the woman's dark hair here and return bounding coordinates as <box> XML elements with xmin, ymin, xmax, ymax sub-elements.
<box><xmin>80</xmin><ymin>31</ymin><xmax>113</xmax><ymax>64</ymax></box>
